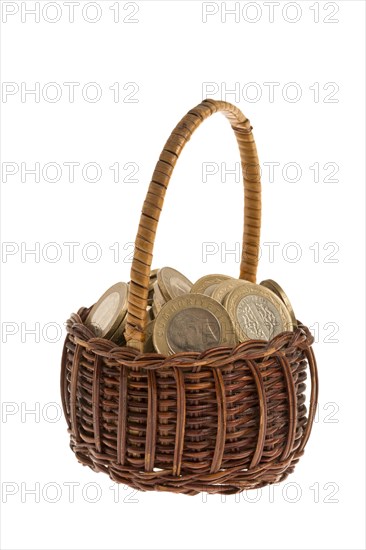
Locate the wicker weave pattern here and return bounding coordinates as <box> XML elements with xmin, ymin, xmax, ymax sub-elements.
<box><xmin>60</xmin><ymin>100</ymin><xmax>318</xmax><ymax>495</ymax></box>
<box><xmin>61</xmin><ymin>308</ymin><xmax>318</xmax><ymax>495</ymax></box>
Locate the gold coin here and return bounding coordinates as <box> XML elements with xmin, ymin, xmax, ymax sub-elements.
<box><xmin>146</xmin><ymin>305</ymin><xmax>154</xmax><ymax>322</ymax></box>
<box><xmin>148</xmin><ymin>268</ymin><xmax>159</xmax><ymax>290</ymax></box>
<box><xmin>110</xmin><ymin>315</ymin><xmax>127</xmax><ymax>345</ymax></box>
<box><xmin>260</xmin><ymin>279</ymin><xmax>298</xmax><ymax>329</ymax></box>
<box><xmin>85</xmin><ymin>282</ymin><xmax>128</xmax><ymax>338</ymax></box>
<box><xmin>151</xmin><ymin>280</ymin><xmax>166</xmax><ymax>317</ymax></box>
<box><xmin>153</xmin><ymin>280</ymin><xmax>166</xmax><ymax>304</ymax></box>
<box><xmin>225</xmin><ymin>282</ymin><xmax>293</xmax><ymax>342</ymax></box>
<box><xmin>157</xmin><ymin>267</ymin><xmax>193</xmax><ymax>301</ymax></box>
<box><xmin>222</xmin><ymin>290</ymin><xmax>232</xmax><ymax>310</ymax></box>
<box><xmin>143</xmin><ymin>320</ymin><xmax>155</xmax><ymax>352</ymax></box>
<box><xmin>147</xmin><ymin>291</ymin><xmax>154</xmax><ymax>307</ymax></box>
<box><xmin>153</xmin><ymin>293</ymin><xmax>237</xmax><ymax>356</ymax></box>
<box><xmin>152</xmin><ymin>302</ymin><xmax>159</xmax><ymax>319</ymax></box>
<box><xmin>211</xmin><ymin>278</ymin><xmax>250</xmax><ymax>304</ymax></box>
<box><xmin>190</xmin><ymin>274</ymin><xmax>233</xmax><ymax>297</ymax></box>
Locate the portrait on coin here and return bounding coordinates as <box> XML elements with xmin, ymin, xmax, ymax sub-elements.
<box><xmin>167</xmin><ymin>308</ymin><xmax>221</xmax><ymax>352</ymax></box>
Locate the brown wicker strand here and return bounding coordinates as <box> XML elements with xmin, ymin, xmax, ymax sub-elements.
<box><xmin>172</xmin><ymin>367</ymin><xmax>186</xmax><ymax>476</ymax></box>
<box><xmin>298</xmin><ymin>346</ymin><xmax>319</xmax><ymax>453</ymax></box>
<box><xmin>246</xmin><ymin>359</ymin><xmax>267</xmax><ymax>469</ymax></box>
<box><xmin>210</xmin><ymin>368</ymin><xmax>227</xmax><ymax>473</ymax></box>
<box><xmin>276</xmin><ymin>352</ymin><xmax>297</xmax><ymax>461</ymax></box>
<box><xmin>92</xmin><ymin>355</ymin><xmax>102</xmax><ymax>453</ymax></box>
<box><xmin>145</xmin><ymin>370</ymin><xmax>158</xmax><ymax>472</ymax></box>
<box><xmin>60</xmin><ymin>339</ymin><xmax>71</xmax><ymax>428</ymax></box>
<box><xmin>117</xmin><ymin>366</ymin><xmax>128</xmax><ymax>465</ymax></box>
<box><xmin>70</xmin><ymin>344</ymin><xmax>82</xmax><ymax>443</ymax></box>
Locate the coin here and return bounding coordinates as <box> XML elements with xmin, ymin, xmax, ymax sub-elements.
<box><xmin>147</xmin><ymin>289</ymin><xmax>154</xmax><ymax>307</ymax></box>
<box><xmin>151</xmin><ymin>280</ymin><xmax>166</xmax><ymax>317</ymax></box>
<box><xmin>85</xmin><ymin>282</ymin><xmax>128</xmax><ymax>338</ymax></box>
<box><xmin>225</xmin><ymin>282</ymin><xmax>293</xmax><ymax>342</ymax></box>
<box><xmin>153</xmin><ymin>280</ymin><xmax>166</xmax><ymax>304</ymax></box>
<box><xmin>153</xmin><ymin>294</ymin><xmax>237</xmax><ymax>355</ymax></box>
<box><xmin>190</xmin><ymin>274</ymin><xmax>233</xmax><ymax>297</ymax></box>
<box><xmin>211</xmin><ymin>278</ymin><xmax>249</xmax><ymax>304</ymax></box>
<box><xmin>157</xmin><ymin>267</ymin><xmax>193</xmax><ymax>301</ymax></box>
<box><xmin>110</xmin><ymin>315</ymin><xmax>127</xmax><ymax>345</ymax></box>
<box><xmin>150</xmin><ymin>268</ymin><xmax>159</xmax><ymax>279</ymax></box>
<box><xmin>148</xmin><ymin>268</ymin><xmax>159</xmax><ymax>289</ymax></box>
<box><xmin>143</xmin><ymin>320</ymin><xmax>155</xmax><ymax>352</ymax></box>
<box><xmin>222</xmin><ymin>290</ymin><xmax>232</xmax><ymax>310</ymax></box>
<box><xmin>260</xmin><ymin>279</ymin><xmax>298</xmax><ymax>329</ymax></box>
<box><xmin>146</xmin><ymin>305</ymin><xmax>154</xmax><ymax>322</ymax></box>
<box><xmin>152</xmin><ymin>302</ymin><xmax>159</xmax><ymax>318</ymax></box>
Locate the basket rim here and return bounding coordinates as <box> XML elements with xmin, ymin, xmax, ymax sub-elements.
<box><xmin>64</xmin><ymin>306</ymin><xmax>314</xmax><ymax>368</ymax></box>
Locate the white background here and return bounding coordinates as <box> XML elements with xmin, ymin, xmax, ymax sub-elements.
<box><xmin>1</xmin><ymin>1</ymin><xmax>365</xmax><ymax>549</ymax></box>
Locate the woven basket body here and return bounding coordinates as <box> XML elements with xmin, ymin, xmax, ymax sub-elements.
<box><xmin>61</xmin><ymin>99</ymin><xmax>318</xmax><ymax>495</ymax></box>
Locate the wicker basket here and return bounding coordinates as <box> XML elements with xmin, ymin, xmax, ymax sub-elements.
<box><xmin>61</xmin><ymin>99</ymin><xmax>318</xmax><ymax>495</ymax></box>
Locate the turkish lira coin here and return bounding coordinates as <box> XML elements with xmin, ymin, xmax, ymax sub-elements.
<box><xmin>190</xmin><ymin>274</ymin><xmax>233</xmax><ymax>297</ymax></box>
<box><xmin>153</xmin><ymin>293</ymin><xmax>237</xmax><ymax>355</ymax></box>
<box><xmin>85</xmin><ymin>282</ymin><xmax>128</xmax><ymax>339</ymax></box>
<box><xmin>260</xmin><ymin>278</ymin><xmax>298</xmax><ymax>329</ymax></box>
<box><xmin>157</xmin><ymin>267</ymin><xmax>193</xmax><ymax>301</ymax></box>
<box><xmin>225</xmin><ymin>282</ymin><xmax>293</xmax><ymax>342</ymax></box>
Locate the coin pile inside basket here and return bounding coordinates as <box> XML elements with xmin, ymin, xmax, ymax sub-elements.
<box><xmin>85</xmin><ymin>267</ymin><xmax>298</xmax><ymax>355</ymax></box>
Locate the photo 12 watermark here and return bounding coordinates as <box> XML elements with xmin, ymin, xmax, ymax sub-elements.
<box><xmin>1</xmin><ymin>321</ymin><xmax>64</xmax><ymax>343</ymax></box>
<box><xmin>1</xmin><ymin>1</ymin><xmax>140</xmax><ymax>24</ymax></box>
<box><xmin>2</xmin><ymin>161</ymin><xmax>140</xmax><ymax>184</ymax></box>
<box><xmin>201</xmin><ymin>2</ymin><xmax>340</xmax><ymax>24</ymax></box>
<box><xmin>201</xmin><ymin>81</ymin><xmax>340</xmax><ymax>103</ymax></box>
<box><xmin>201</xmin><ymin>241</ymin><xmax>340</xmax><ymax>264</ymax></box>
<box><xmin>201</xmin><ymin>161</ymin><xmax>340</xmax><ymax>184</ymax></box>
<box><xmin>1</xmin><ymin>241</ymin><xmax>136</xmax><ymax>264</ymax></box>
<box><xmin>1</xmin><ymin>481</ymin><xmax>139</xmax><ymax>504</ymax></box>
<box><xmin>1</xmin><ymin>81</ymin><xmax>140</xmax><ymax>103</ymax></box>
<box><xmin>0</xmin><ymin>400</ymin><xmax>340</xmax><ymax>423</ymax></box>
<box><xmin>200</xmin><ymin>481</ymin><xmax>340</xmax><ymax>503</ymax></box>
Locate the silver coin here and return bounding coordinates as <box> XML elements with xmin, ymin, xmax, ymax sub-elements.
<box><xmin>226</xmin><ymin>282</ymin><xmax>293</xmax><ymax>342</ymax></box>
<box><xmin>85</xmin><ymin>282</ymin><xmax>128</xmax><ymax>338</ymax></box>
<box><xmin>236</xmin><ymin>294</ymin><xmax>283</xmax><ymax>340</ymax></box>
<box><xmin>153</xmin><ymin>294</ymin><xmax>236</xmax><ymax>355</ymax></box>
<box><xmin>158</xmin><ymin>267</ymin><xmax>193</xmax><ymax>301</ymax></box>
<box><xmin>166</xmin><ymin>307</ymin><xmax>221</xmax><ymax>353</ymax></box>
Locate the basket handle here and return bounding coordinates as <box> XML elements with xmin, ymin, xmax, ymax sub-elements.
<box><xmin>124</xmin><ymin>99</ymin><xmax>261</xmax><ymax>350</ymax></box>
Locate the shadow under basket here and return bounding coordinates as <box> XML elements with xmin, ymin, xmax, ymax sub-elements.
<box><xmin>60</xmin><ymin>99</ymin><xmax>319</xmax><ymax>496</ymax></box>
